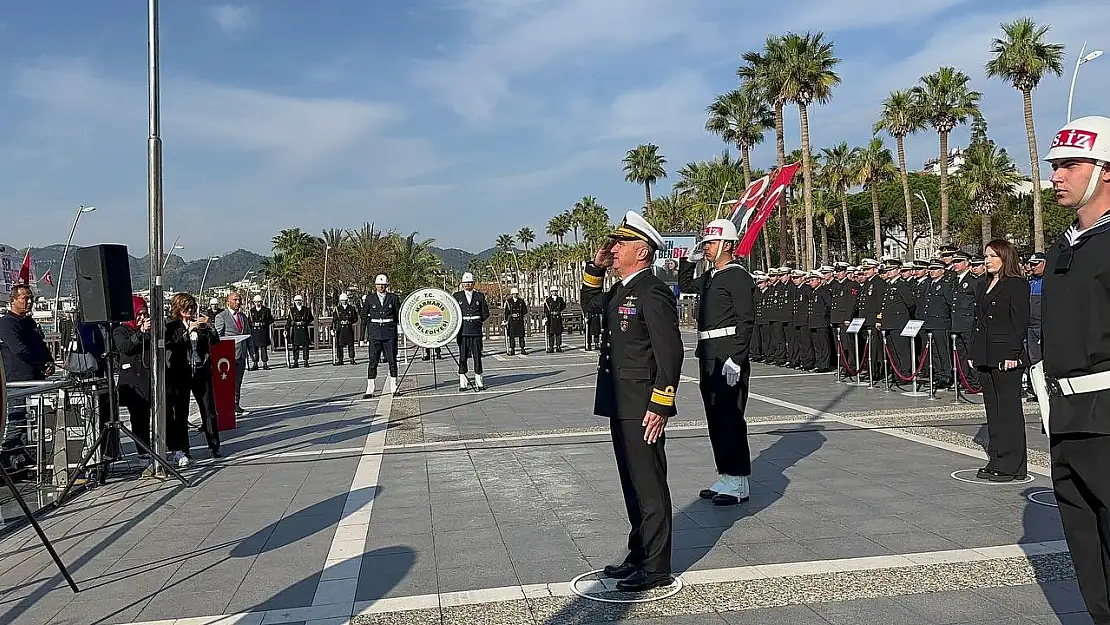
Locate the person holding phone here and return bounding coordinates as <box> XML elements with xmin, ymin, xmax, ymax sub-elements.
<box><xmin>165</xmin><ymin>293</ymin><xmax>221</xmax><ymax>465</ymax></box>
<box><xmin>969</xmin><ymin>239</ymin><xmax>1030</xmax><ymax>481</ymax></box>
<box><xmin>112</xmin><ymin>296</ymin><xmax>153</xmax><ymax>454</ymax></box>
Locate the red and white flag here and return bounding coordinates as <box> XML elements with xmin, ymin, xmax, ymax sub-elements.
<box><xmin>737</xmin><ymin>162</ymin><xmax>802</xmax><ymax>257</ymax></box>
<box><xmin>17</xmin><ymin>250</ymin><xmax>32</xmax><ymax>285</ymax></box>
<box><xmin>41</xmin><ymin>269</ymin><xmax>54</xmax><ymax>287</ymax></box>
<box><xmin>729</xmin><ymin>175</ymin><xmax>772</xmax><ymax>234</ymax></box>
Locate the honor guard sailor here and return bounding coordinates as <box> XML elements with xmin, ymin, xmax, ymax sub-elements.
<box><xmin>362</xmin><ymin>275</ymin><xmax>400</xmax><ymax>397</ymax></box>
<box><xmin>248</xmin><ymin>295</ymin><xmax>274</xmax><ymax>371</ymax></box>
<box><xmin>287</xmin><ymin>295</ymin><xmax>314</xmax><ymax>367</ymax></box>
<box><xmin>1040</xmin><ymin>116</ymin><xmax>1110</xmax><ymax>625</ymax></box>
<box><xmin>677</xmin><ymin>218</ymin><xmax>756</xmax><ymax>505</ymax></box>
<box><xmin>504</xmin><ymin>288</ymin><xmax>528</xmax><ymax>355</ymax></box>
<box><xmin>455</xmin><ymin>273</ymin><xmax>490</xmax><ymax>391</ymax></box>
<box><xmin>582</xmin><ymin>210</ymin><xmax>683</xmax><ymax>591</ymax></box>
<box><xmin>543</xmin><ymin>286</ymin><xmax>566</xmax><ymax>353</ymax></box>
<box><xmin>333</xmin><ymin>293</ymin><xmax>359</xmax><ymax>366</ymax></box>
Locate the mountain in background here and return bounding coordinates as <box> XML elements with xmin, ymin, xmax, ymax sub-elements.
<box><xmin>1</xmin><ymin>242</ymin><xmax>494</xmax><ymax>296</ymax></box>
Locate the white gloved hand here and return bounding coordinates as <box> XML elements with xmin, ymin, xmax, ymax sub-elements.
<box><xmin>689</xmin><ymin>250</ymin><xmax>705</xmax><ymax>262</ymax></box>
<box><xmin>723</xmin><ymin>357</ymin><xmax>743</xmax><ymax>386</ymax></box>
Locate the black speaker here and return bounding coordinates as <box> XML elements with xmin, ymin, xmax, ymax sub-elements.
<box><xmin>74</xmin><ymin>244</ymin><xmax>134</xmax><ymax>324</ymax></box>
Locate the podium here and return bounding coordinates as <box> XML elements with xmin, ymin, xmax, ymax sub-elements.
<box><xmin>211</xmin><ymin>338</ymin><xmax>239</xmax><ymax>431</ymax></box>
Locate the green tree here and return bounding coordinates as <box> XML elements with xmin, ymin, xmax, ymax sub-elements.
<box><xmin>874</xmin><ymin>89</ymin><xmax>926</xmax><ymax>259</ymax></box>
<box><xmin>856</xmin><ymin>138</ymin><xmax>898</xmax><ymax>258</ymax></box>
<box><xmin>705</xmin><ymin>88</ymin><xmax>775</xmax><ymax>187</ymax></box>
<box><xmin>622</xmin><ymin>144</ymin><xmax>667</xmax><ymax>207</ymax></box>
<box><xmin>820</xmin><ymin>142</ymin><xmax>860</xmax><ymax>261</ymax></box>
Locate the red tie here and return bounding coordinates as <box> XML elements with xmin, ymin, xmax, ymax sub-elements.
<box><xmin>235</xmin><ymin>312</ymin><xmax>243</xmax><ymax>332</ymax></box>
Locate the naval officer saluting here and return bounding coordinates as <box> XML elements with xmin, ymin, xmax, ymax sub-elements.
<box><xmin>581</xmin><ymin>210</ymin><xmax>683</xmax><ymax>592</ymax></box>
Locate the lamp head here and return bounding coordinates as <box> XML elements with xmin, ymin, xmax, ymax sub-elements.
<box><xmin>1083</xmin><ymin>50</ymin><xmax>1104</xmax><ymax>63</ymax></box>
<box><xmin>80</xmin><ymin>206</ymin><xmax>96</xmax><ymax>213</ymax></box>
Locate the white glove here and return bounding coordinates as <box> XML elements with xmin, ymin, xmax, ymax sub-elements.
<box><xmin>723</xmin><ymin>357</ymin><xmax>743</xmax><ymax>386</ymax></box>
<box><xmin>689</xmin><ymin>250</ymin><xmax>705</xmax><ymax>262</ymax></box>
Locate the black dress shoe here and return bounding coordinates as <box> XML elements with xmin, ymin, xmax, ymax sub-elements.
<box><xmin>616</xmin><ymin>570</ymin><xmax>674</xmax><ymax>592</ymax></box>
<box><xmin>211</xmin><ymin>448</ymin><xmax>221</xmax><ymax>458</ymax></box>
<box><xmin>699</xmin><ymin>488</ymin><xmax>717</xmax><ymax>499</ymax></box>
<box><xmin>602</xmin><ymin>562</ymin><xmax>638</xmax><ymax>579</ymax></box>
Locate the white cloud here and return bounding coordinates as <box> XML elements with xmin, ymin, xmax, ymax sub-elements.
<box><xmin>208</xmin><ymin>4</ymin><xmax>257</xmax><ymax>33</ymax></box>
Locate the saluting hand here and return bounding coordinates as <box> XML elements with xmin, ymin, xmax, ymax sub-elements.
<box><xmin>643</xmin><ymin>410</ymin><xmax>667</xmax><ymax>444</ymax></box>
<box><xmin>593</xmin><ymin>245</ymin><xmax>614</xmax><ymax>269</ymax></box>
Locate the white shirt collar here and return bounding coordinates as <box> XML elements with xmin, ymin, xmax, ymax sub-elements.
<box><xmin>620</xmin><ymin>267</ymin><xmax>649</xmax><ymax>284</ymax></box>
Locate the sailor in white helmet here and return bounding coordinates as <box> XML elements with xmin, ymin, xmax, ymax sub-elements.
<box><xmin>676</xmin><ymin>218</ymin><xmax>756</xmax><ymax>505</ymax></box>
<box><xmin>207</xmin><ymin>297</ymin><xmax>222</xmax><ymax>318</ymax></box>
<box><xmin>248</xmin><ymin>294</ymin><xmax>275</xmax><ymax>370</ymax></box>
<box><xmin>333</xmin><ymin>292</ymin><xmax>359</xmax><ymax>366</ymax></box>
<box><xmin>454</xmin><ymin>272</ymin><xmax>489</xmax><ymax>391</ymax></box>
<box><xmin>361</xmin><ymin>274</ymin><xmax>400</xmax><ymax>397</ymax></box>
<box><xmin>1040</xmin><ymin>116</ymin><xmax>1110</xmax><ymax>624</ymax></box>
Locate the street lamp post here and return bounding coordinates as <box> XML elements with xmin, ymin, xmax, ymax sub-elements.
<box><xmin>914</xmin><ymin>191</ymin><xmax>937</xmax><ymax>259</ymax></box>
<box><xmin>1068</xmin><ymin>42</ymin><xmax>1103</xmax><ymax>123</ymax></box>
<box><xmin>199</xmin><ymin>255</ymin><xmax>219</xmax><ymax>295</ymax></box>
<box><xmin>321</xmin><ymin>245</ymin><xmax>331</xmax><ymax>314</ymax></box>
<box><xmin>161</xmin><ymin>236</ymin><xmax>183</xmax><ymax>270</ymax></box>
<box><xmin>146</xmin><ymin>0</ymin><xmax>169</xmax><ymax>474</ymax></box>
<box><xmin>53</xmin><ymin>205</ymin><xmax>96</xmax><ymax>328</ymax></box>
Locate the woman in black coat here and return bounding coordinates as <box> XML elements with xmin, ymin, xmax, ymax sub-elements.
<box><xmin>969</xmin><ymin>239</ymin><xmax>1030</xmax><ymax>481</ymax></box>
<box><xmin>165</xmin><ymin>292</ymin><xmax>221</xmax><ymax>465</ymax></box>
<box><xmin>111</xmin><ymin>295</ymin><xmax>152</xmax><ymax>453</ymax></box>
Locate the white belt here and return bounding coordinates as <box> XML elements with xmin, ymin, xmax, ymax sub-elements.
<box><xmin>697</xmin><ymin>327</ymin><xmax>736</xmax><ymax>340</ymax></box>
<box><xmin>1046</xmin><ymin>370</ymin><xmax>1110</xmax><ymax>397</ymax></box>
<box><xmin>369</xmin><ymin>318</ymin><xmax>393</xmax><ymax>323</ymax></box>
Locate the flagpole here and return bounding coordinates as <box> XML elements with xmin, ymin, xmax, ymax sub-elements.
<box><xmin>147</xmin><ymin>0</ymin><xmax>168</xmax><ymax>475</ymax></box>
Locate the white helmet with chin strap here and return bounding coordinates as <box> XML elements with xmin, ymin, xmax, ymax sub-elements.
<box><xmin>693</xmin><ymin>218</ymin><xmax>740</xmax><ymax>262</ymax></box>
<box><xmin>1044</xmin><ymin>116</ymin><xmax>1110</xmax><ymax>208</ymax></box>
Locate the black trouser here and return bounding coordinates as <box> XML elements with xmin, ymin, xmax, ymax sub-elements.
<box><xmin>811</xmin><ymin>327</ymin><xmax>831</xmax><ymax>371</ymax></box>
<box><xmin>167</xmin><ymin>368</ymin><xmax>219</xmax><ymax>455</ymax></box>
<box><xmin>1027</xmin><ymin>325</ymin><xmax>1043</xmax><ymax>366</ymax></box>
<box><xmin>751</xmin><ymin>324</ymin><xmax>765</xmax><ymax>360</ymax></box>
<box><xmin>611</xmin><ymin>417</ymin><xmax>672</xmax><ymax>574</ymax></box>
<box><xmin>292</xmin><ymin>344</ymin><xmax>309</xmax><ymax>365</ymax></box>
<box><xmin>117</xmin><ymin>385</ymin><xmax>151</xmax><ymax>450</ymax></box>
<box><xmin>699</xmin><ymin>359</ymin><xmax>751</xmax><ymax>477</ymax></box>
<box><xmin>458</xmin><ymin>335</ymin><xmax>483</xmax><ymax>374</ymax></box>
<box><xmin>235</xmin><ymin>357</ymin><xmax>246</xmax><ymax>407</ymax></box>
<box><xmin>587</xmin><ymin>329</ymin><xmax>601</xmax><ymax>350</ymax></box>
<box><xmin>546</xmin><ymin>333</ymin><xmax>562</xmax><ymax>351</ymax></box>
<box><xmin>1052</xmin><ymin>433</ymin><xmax>1110</xmax><ymax>624</ymax></box>
<box><xmin>2</xmin><ymin>406</ymin><xmax>26</xmax><ymax>450</ymax></box>
<box><xmin>795</xmin><ymin>324</ymin><xmax>813</xmax><ymax>368</ymax></box>
<box><xmin>509</xmin><ymin>334</ymin><xmax>526</xmax><ymax>352</ymax></box>
<box><xmin>250</xmin><ymin>344</ymin><xmax>269</xmax><ymax>365</ymax></box>
<box><xmin>924</xmin><ymin>330</ymin><xmax>952</xmax><ymax>385</ymax></box>
<box><xmin>779</xmin><ymin>322</ymin><xmax>792</xmax><ymax>364</ymax></box>
<box><xmin>368</xmin><ymin>339</ymin><xmax>398</xmax><ymax>379</ymax></box>
<box><xmin>864</xmin><ymin>326</ymin><xmax>882</xmax><ymax>377</ymax></box>
<box><xmin>336</xmin><ymin>341</ymin><xmax>355</xmax><ymax>364</ymax></box>
<box><xmin>422</xmin><ymin>347</ymin><xmax>442</xmax><ymax>360</ymax></box>
<box><xmin>978</xmin><ymin>366</ymin><xmax>1026</xmax><ymax>476</ymax></box>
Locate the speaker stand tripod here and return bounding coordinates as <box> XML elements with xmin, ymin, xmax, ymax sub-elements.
<box><xmin>1</xmin><ymin>463</ymin><xmax>79</xmax><ymax>592</ymax></box>
<box><xmin>54</xmin><ymin>327</ymin><xmax>190</xmax><ymax>508</ymax></box>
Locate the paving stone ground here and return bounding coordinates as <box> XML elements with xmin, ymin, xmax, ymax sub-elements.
<box><xmin>0</xmin><ymin>331</ymin><xmax>1092</xmax><ymax>624</ymax></box>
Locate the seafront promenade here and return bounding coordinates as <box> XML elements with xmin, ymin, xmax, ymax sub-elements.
<box><xmin>0</xmin><ymin>332</ymin><xmax>1087</xmax><ymax>624</ymax></box>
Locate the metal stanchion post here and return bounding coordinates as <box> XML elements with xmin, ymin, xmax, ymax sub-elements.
<box><xmin>866</xmin><ymin>328</ymin><xmax>875</xmax><ymax>389</ymax></box>
<box><xmin>928</xmin><ymin>332</ymin><xmax>937</xmax><ymax>400</ymax></box>
<box><xmin>852</xmin><ymin>329</ymin><xmax>864</xmax><ymax>386</ymax></box>
<box><xmin>881</xmin><ymin>330</ymin><xmax>891</xmax><ymax>392</ymax></box>
<box><xmin>902</xmin><ymin>330</ymin><xmax>929</xmax><ymax>397</ymax></box>
<box><xmin>952</xmin><ymin>332</ymin><xmax>962</xmax><ymax>404</ymax></box>
<box><xmin>834</xmin><ymin>327</ymin><xmax>842</xmax><ymax>383</ymax></box>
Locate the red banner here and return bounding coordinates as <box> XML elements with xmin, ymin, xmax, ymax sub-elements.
<box><xmin>728</xmin><ymin>175</ymin><xmax>771</xmax><ymax>232</ymax></box>
<box><xmin>210</xmin><ymin>338</ymin><xmax>237</xmax><ymax>431</ymax></box>
<box><xmin>737</xmin><ymin>162</ymin><xmax>801</xmax><ymax>257</ymax></box>
<box><xmin>17</xmin><ymin>250</ymin><xmax>32</xmax><ymax>285</ymax></box>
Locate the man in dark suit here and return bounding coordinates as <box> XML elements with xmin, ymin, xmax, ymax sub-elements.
<box><xmin>362</xmin><ymin>274</ymin><xmax>400</xmax><ymax>397</ymax></box>
<box><xmin>214</xmin><ymin>291</ymin><xmax>253</xmax><ymax>415</ymax></box>
<box><xmin>455</xmin><ymin>272</ymin><xmax>490</xmax><ymax>391</ymax></box>
<box><xmin>581</xmin><ymin>210</ymin><xmax>683</xmax><ymax>592</ymax></box>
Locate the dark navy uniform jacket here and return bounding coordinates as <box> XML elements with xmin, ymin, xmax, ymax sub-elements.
<box><xmin>676</xmin><ymin>258</ymin><xmax>755</xmax><ymax>370</ymax></box>
<box><xmin>361</xmin><ymin>292</ymin><xmax>401</xmax><ymax>341</ymax></box>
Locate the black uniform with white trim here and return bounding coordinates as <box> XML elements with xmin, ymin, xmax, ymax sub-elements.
<box><xmin>454</xmin><ymin>289</ymin><xmax>489</xmax><ymax>376</ymax></box>
<box><xmin>361</xmin><ymin>290</ymin><xmax>400</xmax><ymax>380</ymax></box>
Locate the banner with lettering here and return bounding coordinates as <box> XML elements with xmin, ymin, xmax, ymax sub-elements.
<box><xmin>653</xmin><ymin>234</ymin><xmax>697</xmax><ymax>285</ymax></box>
<box><xmin>737</xmin><ymin>162</ymin><xmax>801</xmax><ymax>257</ymax></box>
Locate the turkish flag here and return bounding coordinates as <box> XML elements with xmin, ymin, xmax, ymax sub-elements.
<box><xmin>42</xmin><ymin>270</ymin><xmax>54</xmax><ymax>287</ymax></box>
<box><xmin>737</xmin><ymin>162</ymin><xmax>801</xmax><ymax>257</ymax></box>
<box><xmin>17</xmin><ymin>250</ymin><xmax>32</xmax><ymax>285</ymax></box>
<box><xmin>729</xmin><ymin>175</ymin><xmax>771</xmax><ymax>233</ymax></box>
<box><xmin>210</xmin><ymin>338</ymin><xmax>238</xmax><ymax>431</ymax></box>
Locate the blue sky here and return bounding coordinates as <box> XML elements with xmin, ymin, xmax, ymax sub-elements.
<box><xmin>3</xmin><ymin>0</ymin><xmax>1109</xmax><ymax>258</ymax></box>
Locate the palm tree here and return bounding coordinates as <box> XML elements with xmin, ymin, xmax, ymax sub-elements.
<box><xmin>739</xmin><ymin>36</ymin><xmax>790</xmax><ymax>264</ymax></box>
<box><xmin>874</xmin><ymin>89</ymin><xmax>926</xmax><ymax>259</ymax></box>
<box><xmin>820</xmin><ymin>142</ymin><xmax>859</xmax><ymax>261</ymax></box>
<box><xmin>496</xmin><ymin>233</ymin><xmax>515</xmax><ymax>252</ymax></box>
<box><xmin>957</xmin><ymin>139</ymin><xmax>1026</xmax><ymax>246</ymax></box>
<box><xmin>546</xmin><ymin>213</ymin><xmax>571</xmax><ymax>245</ymax></box>
<box><xmin>856</xmin><ymin>138</ymin><xmax>898</xmax><ymax>258</ymax></box>
<box><xmin>389</xmin><ymin>232</ymin><xmax>441</xmax><ymax>295</ymax></box>
<box><xmin>986</xmin><ymin>18</ymin><xmax>1065</xmax><ymax>252</ymax></box>
<box><xmin>778</xmin><ymin>31</ymin><xmax>841</xmax><ymax>269</ymax></box>
<box><xmin>517</xmin><ymin>227</ymin><xmax>535</xmax><ymax>251</ymax></box>
<box><xmin>705</xmin><ymin>88</ymin><xmax>775</xmax><ymax>187</ymax></box>
<box><xmin>912</xmin><ymin>67</ymin><xmax>982</xmax><ymax>243</ymax></box>
<box><xmin>622</xmin><ymin>144</ymin><xmax>667</xmax><ymax>207</ymax></box>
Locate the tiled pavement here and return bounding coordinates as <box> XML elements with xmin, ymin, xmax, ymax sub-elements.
<box><xmin>0</xmin><ymin>332</ymin><xmax>1092</xmax><ymax>624</ymax></box>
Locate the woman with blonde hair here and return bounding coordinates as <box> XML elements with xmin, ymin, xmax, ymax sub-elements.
<box><xmin>165</xmin><ymin>293</ymin><xmax>221</xmax><ymax>465</ymax></box>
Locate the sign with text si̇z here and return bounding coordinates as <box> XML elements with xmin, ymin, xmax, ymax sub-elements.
<box><xmin>653</xmin><ymin>235</ymin><xmax>697</xmax><ymax>285</ymax></box>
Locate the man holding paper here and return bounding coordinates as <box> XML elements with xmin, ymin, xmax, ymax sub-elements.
<box><xmin>215</xmin><ymin>291</ymin><xmax>253</xmax><ymax>415</ymax></box>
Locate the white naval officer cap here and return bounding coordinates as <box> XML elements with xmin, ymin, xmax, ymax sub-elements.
<box><xmin>375</xmin><ymin>274</ymin><xmax>389</xmax><ymax>285</ymax></box>
<box><xmin>609</xmin><ymin>210</ymin><xmax>665</xmax><ymax>251</ymax></box>
<box><xmin>209</xmin><ymin>297</ymin><xmax>219</xmax><ymax>305</ymax></box>
<box><xmin>338</xmin><ymin>292</ymin><xmax>348</xmax><ymax>301</ymax></box>
<box><xmin>461</xmin><ymin>272</ymin><xmax>475</xmax><ymax>283</ymax></box>
<box><xmin>252</xmin><ymin>295</ymin><xmax>262</xmax><ymax>302</ymax></box>
<box><xmin>510</xmin><ymin>287</ymin><xmax>519</xmax><ymax>294</ymax></box>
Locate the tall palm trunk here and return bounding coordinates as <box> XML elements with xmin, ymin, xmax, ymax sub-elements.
<box><xmin>897</xmin><ymin>135</ymin><xmax>914</xmax><ymax>260</ymax></box>
<box><xmin>870</xmin><ymin>185</ymin><xmax>882</xmax><ymax>258</ymax></box>
<box><xmin>939</xmin><ymin>131</ymin><xmax>951</xmax><ymax>243</ymax></box>
<box><xmin>762</xmin><ymin>230</ymin><xmax>773</xmax><ymax>271</ymax></box>
<box><xmin>1023</xmin><ymin>89</ymin><xmax>1044</xmax><ymax>252</ymax></box>
<box><xmin>644</xmin><ymin>182</ymin><xmax>652</xmax><ymax>209</ymax></box>
<box><xmin>820</xmin><ymin>224</ymin><xmax>829</xmax><ymax>264</ymax></box>
<box><xmin>792</xmin><ymin>218</ymin><xmax>801</xmax><ymax>264</ymax></box>
<box><xmin>840</xmin><ymin>196</ymin><xmax>853</xmax><ymax>262</ymax></box>
<box><xmin>774</xmin><ymin>102</ymin><xmax>788</xmax><ymax>265</ymax></box>
<box><xmin>799</xmin><ymin>104</ymin><xmax>815</xmax><ymax>270</ymax></box>
<box><xmin>981</xmin><ymin>213</ymin><xmax>992</xmax><ymax>247</ymax></box>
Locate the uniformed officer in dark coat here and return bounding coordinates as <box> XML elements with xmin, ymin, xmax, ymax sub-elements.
<box><xmin>332</xmin><ymin>292</ymin><xmax>359</xmax><ymax>366</ymax></box>
<box><xmin>750</xmin><ymin>272</ymin><xmax>769</xmax><ymax>362</ymax></box>
<box><xmin>543</xmin><ymin>286</ymin><xmax>566</xmax><ymax>352</ymax></box>
<box><xmin>947</xmin><ymin>252</ymin><xmax>980</xmax><ymax>388</ymax></box>
<box><xmin>878</xmin><ymin>259</ymin><xmax>915</xmax><ymax>384</ymax></box>
<box><xmin>247</xmin><ymin>294</ymin><xmax>274</xmax><ymax>371</ymax></box>
<box><xmin>829</xmin><ymin>262</ymin><xmax>859</xmax><ymax>374</ymax></box>
<box><xmin>789</xmin><ymin>270</ymin><xmax>811</xmax><ymax>369</ymax></box>
<box><xmin>677</xmin><ymin>218</ymin><xmax>755</xmax><ymax>506</ymax></box>
<box><xmin>582</xmin><ymin>210</ymin><xmax>682</xmax><ymax>592</ymax></box>
<box><xmin>455</xmin><ymin>273</ymin><xmax>490</xmax><ymax>391</ymax></box>
<box><xmin>764</xmin><ymin>269</ymin><xmax>786</xmax><ymax>365</ymax></box>
<box><xmin>1039</xmin><ymin>116</ymin><xmax>1110</xmax><ymax>624</ymax></box>
<box><xmin>504</xmin><ymin>288</ymin><xmax>528</xmax><ymax>355</ymax></box>
<box><xmin>361</xmin><ymin>274</ymin><xmax>400</xmax><ymax>397</ymax></box>
<box><xmin>586</xmin><ymin>311</ymin><xmax>601</xmax><ymax>350</ymax></box>
<box><xmin>920</xmin><ymin>259</ymin><xmax>953</xmax><ymax>389</ymax></box>
<box><xmin>807</xmin><ymin>272</ymin><xmax>833</xmax><ymax>372</ymax></box>
<box><xmin>286</xmin><ymin>295</ymin><xmax>314</xmax><ymax>367</ymax></box>
<box><xmin>857</xmin><ymin>259</ymin><xmax>885</xmax><ymax>377</ymax></box>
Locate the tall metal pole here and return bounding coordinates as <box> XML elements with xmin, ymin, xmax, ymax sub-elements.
<box><xmin>321</xmin><ymin>245</ymin><xmax>330</xmax><ymax>314</ymax></box>
<box><xmin>161</xmin><ymin>235</ymin><xmax>181</xmax><ymax>270</ymax></box>
<box><xmin>200</xmin><ymin>256</ymin><xmax>217</xmax><ymax>295</ymax></box>
<box><xmin>147</xmin><ymin>0</ymin><xmax>168</xmax><ymax>474</ymax></box>
<box><xmin>53</xmin><ymin>205</ymin><xmax>95</xmax><ymax>329</ymax></box>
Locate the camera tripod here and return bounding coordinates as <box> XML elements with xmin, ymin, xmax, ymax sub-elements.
<box><xmin>54</xmin><ymin>326</ymin><xmax>190</xmax><ymax>508</ymax></box>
